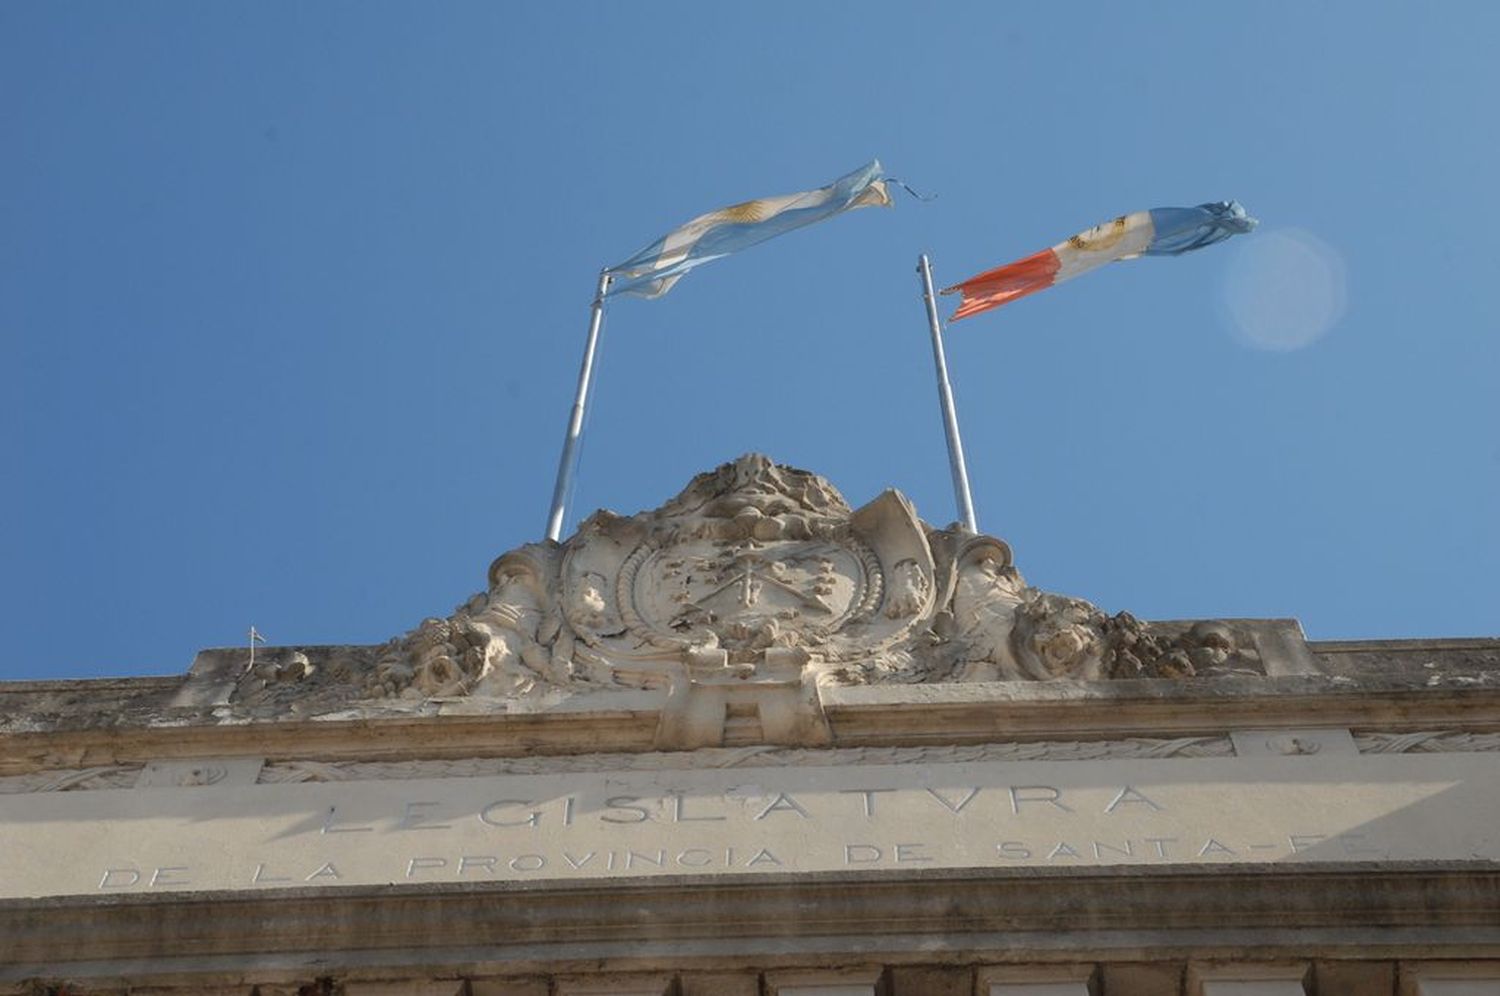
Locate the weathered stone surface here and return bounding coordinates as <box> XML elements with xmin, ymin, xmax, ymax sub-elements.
<box><xmin>205</xmin><ymin>456</ymin><xmax>1306</xmax><ymax>747</ymax></box>
<box><xmin>3</xmin><ymin>871</ymin><xmax>1499</xmax><ymax>987</ymax></box>
<box><xmin>0</xmin><ymin>457</ymin><xmax>1495</xmax><ymax>766</ymax></box>
<box><xmin>886</xmin><ymin>965</ymin><xmax>971</xmax><ymax>996</ymax></box>
<box><xmin>976</xmin><ymin>964</ymin><xmax>1097</xmax><ymax>994</ymax></box>
<box><xmin>765</xmin><ymin>967</ymin><xmax>886</xmax><ymax>995</ymax></box>
<box><xmin>6</xmin><ymin>749</ymin><xmax>1500</xmax><ymax>899</ymax></box>
<box><xmin>468</xmin><ymin>981</ymin><xmax>550</xmax><ymax>996</ymax></box>
<box><xmin>1314</xmin><ymin>639</ymin><xmax>1500</xmax><ymax>678</ymax></box>
<box><xmin>1312</xmin><ymin>960</ymin><xmax>1395</xmax><ymax>996</ymax></box>
<box><xmin>0</xmin><ymin>455</ymin><xmax>1496</xmax><ymax>990</ymax></box>
<box><xmin>1100</xmin><ymin>963</ymin><xmax>1185</xmax><ymax>996</ymax></box>
<box><xmin>678</xmin><ymin>972</ymin><xmax>761</xmax><ymax>996</ymax></box>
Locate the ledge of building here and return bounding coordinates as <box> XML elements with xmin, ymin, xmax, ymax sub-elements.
<box><xmin>0</xmin><ymin>636</ymin><xmax>1495</xmax><ymax>774</ymax></box>
<box><xmin>2</xmin><ymin>863</ymin><xmax>1498</xmax><ymax>984</ymax></box>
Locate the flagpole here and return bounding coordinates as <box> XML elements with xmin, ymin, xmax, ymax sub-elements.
<box><xmin>917</xmin><ymin>254</ymin><xmax>978</xmax><ymax>534</ymax></box>
<box><xmin>545</xmin><ymin>270</ymin><xmax>612</xmax><ymax>542</ymax></box>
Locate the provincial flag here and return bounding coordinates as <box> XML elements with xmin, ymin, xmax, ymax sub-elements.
<box><xmin>605</xmin><ymin>160</ymin><xmax>893</xmax><ymax>299</ymax></box>
<box><xmin>941</xmin><ymin>201</ymin><xmax>1257</xmax><ymax>322</ymax></box>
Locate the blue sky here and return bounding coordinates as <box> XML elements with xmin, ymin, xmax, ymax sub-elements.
<box><xmin>2</xmin><ymin>3</ymin><xmax>1496</xmax><ymax>681</ymax></box>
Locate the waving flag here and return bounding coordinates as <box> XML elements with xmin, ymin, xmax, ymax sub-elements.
<box><xmin>605</xmin><ymin>160</ymin><xmax>893</xmax><ymax>299</ymax></box>
<box><xmin>941</xmin><ymin>201</ymin><xmax>1256</xmax><ymax>322</ymax></box>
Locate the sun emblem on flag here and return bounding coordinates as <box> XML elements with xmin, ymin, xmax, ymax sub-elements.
<box><xmin>1068</xmin><ymin>215</ymin><xmax>1130</xmax><ymax>253</ymax></box>
<box><xmin>713</xmin><ymin>198</ymin><xmax>775</xmax><ymax>224</ymax></box>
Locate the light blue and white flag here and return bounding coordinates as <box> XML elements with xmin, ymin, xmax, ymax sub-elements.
<box><xmin>604</xmin><ymin>160</ymin><xmax>893</xmax><ymax>298</ymax></box>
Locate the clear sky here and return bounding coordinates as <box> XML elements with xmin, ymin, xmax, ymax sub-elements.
<box><xmin>2</xmin><ymin>3</ymin><xmax>1496</xmax><ymax>681</ymax></box>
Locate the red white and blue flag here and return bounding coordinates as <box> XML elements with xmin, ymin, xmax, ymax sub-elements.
<box><xmin>941</xmin><ymin>201</ymin><xmax>1256</xmax><ymax>322</ymax></box>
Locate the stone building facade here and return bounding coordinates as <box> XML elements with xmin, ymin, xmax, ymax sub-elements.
<box><xmin>2</xmin><ymin>456</ymin><xmax>1497</xmax><ymax>995</ymax></box>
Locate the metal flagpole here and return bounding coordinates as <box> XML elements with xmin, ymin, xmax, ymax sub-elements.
<box><xmin>545</xmin><ymin>269</ymin><xmax>613</xmax><ymax>542</ymax></box>
<box><xmin>246</xmin><ymin>626</ymin><xmax>265</xmax><ymax>674</ymax></box>
<box><xmin>917</xmin><ymin>254</ymin><xmax>979</xmax><ymax>534</ymax></box>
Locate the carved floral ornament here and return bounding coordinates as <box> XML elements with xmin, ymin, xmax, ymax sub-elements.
<box><xmin>234</xmin><ymin>455</ymin><xmax>1268</xmax><ymax>727</ymax></box>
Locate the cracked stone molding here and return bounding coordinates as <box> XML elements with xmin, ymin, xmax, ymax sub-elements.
<box><xmin>172</xmin><ymin>455</ymin><xmax>1319</xmax><ymax>748</ymax></box>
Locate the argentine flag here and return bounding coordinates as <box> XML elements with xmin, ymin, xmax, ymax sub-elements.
<box><xmin>605</xmin><ymin>161</ymin><xmax>892</xmax><ymax>299</ymax></box>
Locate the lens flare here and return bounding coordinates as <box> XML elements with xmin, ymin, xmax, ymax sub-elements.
<box><xmin>1221</xmin><ymin>228</ymin><xmax>1346</xmax><ymax>351</ymax></box>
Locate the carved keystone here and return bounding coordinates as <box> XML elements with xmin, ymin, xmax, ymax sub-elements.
<box><xmin>655</xmin><ymin>659</ymin><xmax>832</xmax><ymax>750</ymax></box>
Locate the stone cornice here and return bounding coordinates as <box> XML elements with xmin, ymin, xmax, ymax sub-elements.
<box><xmin>3</xmin><ymin>865</ymin><xmax>1498</xmax><ymax>983</ymax></box>
<box><xmin>1</xmin><ymin>665</ymin><xmax>1499</xmax><ymax>777</ymax></box>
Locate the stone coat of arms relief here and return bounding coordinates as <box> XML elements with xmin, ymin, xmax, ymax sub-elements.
<box><xmin>232</xmin><ymin>455</ymin><xmax>1303</xmax><ymax>747</ymax></box>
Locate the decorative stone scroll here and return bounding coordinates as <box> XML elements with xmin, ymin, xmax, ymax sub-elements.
<box><xmin>1354</xmin><ymin>730</ymin><xmax>1500</xmax><ymax>754</ymax></box>
<box><xmin>225</xmin><ymin>455</ymin><xmax>1303</xmax><ymax>746</ymax></box>
<box><xmin>0</xmin><ymin>766</ymin><xmax>142</xmax><ymax>795</ymax></box>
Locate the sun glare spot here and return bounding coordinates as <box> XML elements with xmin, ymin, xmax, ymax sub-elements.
<box><xmin>1221</xmin><ymin>228</ymin><xmax>1347</xmax><ymax>351</ymax></box>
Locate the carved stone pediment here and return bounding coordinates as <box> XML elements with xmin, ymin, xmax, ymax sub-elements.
<box><xmin>227</xmin><ymin>455</ymin><xmax>1315</xmax><ymax>747</ymax></box>
<box><xmin>561</xmin><ymin>458</ymin><xmax>935</xmax><ymax>679</ymax></box>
